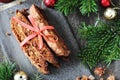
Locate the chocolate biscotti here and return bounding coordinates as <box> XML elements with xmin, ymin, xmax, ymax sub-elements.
<box><xmin>29</xmin><ymin>5</ymin><xmax>70</xmax><ymax>57</ymax></box>
<box><xmin>11</xmin><ymin>10</ymin><xmax>59</xmax><ymax>74</ymax></box>
<box><xmin>10</xmin><ymin>4</ymin><xmax>70</xmax><ymax>74</ymax></box>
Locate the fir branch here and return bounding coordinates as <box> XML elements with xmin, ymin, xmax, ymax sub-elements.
<box><xmin>55</xmin><ymin>0</ymin><xmax>80</xmax><ymax>16</ymax></box>
<box><xmin>101</xmin><ymin>35</ymin><xmax>120</xmax><ymax>66</ymax></box>
<box><xmin>0</xmin><ymin>58</ymin><xmax>43</xmax><ymax>80</ymax></box>
<box><xmin>79</xmin><ymin>0</ymin><xmax>98</xmax><ymax>16</ymax></box>
<box><xmin>55</xmin><ymin>0</ymin><xmax>98</xmax><ymax>16</ymax></box>
<box><xmin>0</xmin><ymin>59</ymin><xmax>16</xmax><ymax>80</ymax></box>
<box><xmin>78</xmin><ymin>20</ymin><xmax>120</xmax><ymax>68</ymax></box>
<box><xmin>31</xmin><ymin>73</ymin><xmax>43</xmax><ymax>80</ymax></box>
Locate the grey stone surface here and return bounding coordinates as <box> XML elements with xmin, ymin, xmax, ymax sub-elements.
<box><xmin>0</xmin><ymin>0</ymin><xmax>91</xmax><ymax>80</ymax></box>
<box><xmin>0</xmin><ymin>0</ymin><xmax>120</xmax><ymax>80</ymax></box>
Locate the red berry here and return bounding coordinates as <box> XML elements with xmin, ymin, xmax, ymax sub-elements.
<box><xmin>44</xmin><ymin>0</ymin><xmax>56</xmax><ymax>8</ymax></box>
<box><xmin>101</xmin><ymin>0</ymin><xmax>111</xmax><ymax>7</ymax></box>
<box><xmin>0</xmin><ymin>0</ymin><xmax>13</xmax><ymax>3</ymax></box>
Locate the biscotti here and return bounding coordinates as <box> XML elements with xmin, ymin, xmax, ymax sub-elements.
<box><xmin>11</xmin><ymin>10</ymin><xmax>59</xmax><ymax>74</ymax></box>
<box><xmin>29</xmin><ymin>5</ymin><xmax>70</xmax><ymax>57</ymax></box>
<box><xmin>10</xmin><ymin>4</ymin><xmax>70</xmax><ymax>74</ymax></box>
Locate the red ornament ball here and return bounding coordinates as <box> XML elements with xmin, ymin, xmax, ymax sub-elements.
<box><xmin>101</xmin><ymin>0</ymin><xmax>111</xmax><ymax>7</ymax></box>
<box><xmin>0</xmin><ymin>0</ymin><xmax>13</xmax><ymax>3</ymax></box>
<box><xmin>44</xmin><ymin>0</ymin><xmax>56</xmax><ymax>8</ymax></box>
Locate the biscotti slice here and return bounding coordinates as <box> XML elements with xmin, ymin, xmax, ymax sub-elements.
<box><xmin>11</xmin><ymin>10</ymin><xmax>59</xmax><ymax>74</ymax></box>
<box><xmin>29</xmin><ymin>4</ymin><xmax>70</xmax><ymax>57</ymax></box>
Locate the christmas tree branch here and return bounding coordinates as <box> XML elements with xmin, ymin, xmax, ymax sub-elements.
<box><xmin>55</xmin><ymin>0</ymin><xmax>79</xmax><ymax>16</ymax></box>
<box><xmin>0</xmin><ymin>58</ymin><xmax>16</xmax><ymax>80</ymax></box>
<box><xmin>79</xmin><ymin>0</ymin><xmax>98</xmax><ymax>16</ymax></box>
<box><xmin>78</xmin><ymin>19</ymin><xmax>120</xmax><ymax>68</ymax></box>
<box><xmin>55</xmin><ymin>0</ymin><xmax>98</xmax><ymax>16</ymax></box>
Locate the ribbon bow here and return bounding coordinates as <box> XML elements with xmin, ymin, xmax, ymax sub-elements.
<box><xmin>13</xmin><ymin>15</ymin><xmax>56</xmax><ymax>49</ymax></box>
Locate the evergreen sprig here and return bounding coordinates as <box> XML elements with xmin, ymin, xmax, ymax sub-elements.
<box><xmin>0</xmin><ymin>58</ymin><xmax>43</xmax><ymax>80</ymax></box>
<box><xmin>55</xmin><ymin>0</ymin><xmax>80</xmax><ymax>16</ymax></box>
<box><xmin>80</xmin><ymin>0</ymin><xmax>98</xmax><ymax>16</ymax></box>
<box><xmin>55</xmin><ymin>0</ymin><xmax>98</xmax><ymax>16</ymax></box>
<box><xmin>78</xmin><ymin>20</ymin><xmax>120</xmax><ymax>69</ymax></box>
<box><xmin>31</xmin><ymin>73</ymin><xmax>43</xmax><ymax>80</ymax></box>
<box><xmin>0</xmin><ymin>59</ymin><xmax>16</xmax><ymax>80</ymax></box>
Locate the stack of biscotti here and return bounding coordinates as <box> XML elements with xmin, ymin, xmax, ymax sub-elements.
<box><xmin>10</xmin><ymin>4</ymin><xmax>70</xmax><ymax>74</ymax></box>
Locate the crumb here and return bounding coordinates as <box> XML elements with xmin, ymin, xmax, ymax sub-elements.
<box><xmin>5</xmin><ymin>32</ymin><xmax>11</xmax><ymax>36</ymax></box>
<box><xmin>9</xmin><ymin>11</ymin><xmax>14</xmax><ymax>14</ymax></box>
<box><xmin>100</xmin><ymin>78</ymin><xmax>104</xmax><ymax>80</ymax></box>
<box><xmin>76</xmin><ymin>76</ymin><xmax>81</xmax><ymax>80</ymax></box>
<box><xmin>94</xmin><ymin>67</ymin><xmax>105</xmax><ymax>76</ymax></box>
<box><xmin>107</xmin><ymin>75</ymin><xmax>115</xmax><ymax>80</ymax></box>
<box><xmin>81</xmin><ymin>75</ymin><xmax>88</xmax><ymax>80</ymax></box>
<box><xmin>17</xmin><ymin>1</ymin><xmax>23</xmax><ymax>5</ymax></box>
<box><xmin>76</xmin><ymin>75</ymin><xmax>95</xmax><ymax>80</ymax></box>
<box><xmin>62</xmin><ymin>57</ymin><xmax>69</xmax><ymax>61</ymax></box>
<box><xmin>88</xmin><ymin>75</ymin><xmax>95</xmax><ymax>80</ymax></box>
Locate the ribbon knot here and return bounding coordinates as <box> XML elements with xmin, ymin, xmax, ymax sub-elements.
<box><xmin>13</xmin><ymin>15</ymin><xmax>57</xmax><ymax>49</ymax></box>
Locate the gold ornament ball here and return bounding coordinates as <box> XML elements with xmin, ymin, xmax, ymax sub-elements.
<box><xmin>104</xmin><ymin>8</ymin><xmax>117</xmax><ymax>20</ymax></box>
<box><xmin>14</xmin><ymin>71</ymin><xmax>28</xmax><ymax>80</ymax></box>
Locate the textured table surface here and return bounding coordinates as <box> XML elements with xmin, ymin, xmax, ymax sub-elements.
<box><xmin>0</xmin><ymin>0</ymin><xmax>120</xmax><ymax>80</ymax></box>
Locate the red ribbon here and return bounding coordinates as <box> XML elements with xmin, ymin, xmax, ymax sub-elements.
<box><xmin>12</xmin><ymin>15</ymin><xmax>56</xmax><ymax>49</ymax></box>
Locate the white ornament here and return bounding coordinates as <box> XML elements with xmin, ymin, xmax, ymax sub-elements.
<box><xmin>14</xmin><ymin>71</ymin><xmax>28</xmax><ymax>80</ymax></box>
<box><xmin>104</xmin><ymin>8</ymin><xmax>117</xmax><ymax>20</ymax></box>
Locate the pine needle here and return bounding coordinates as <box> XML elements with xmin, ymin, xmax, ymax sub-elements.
<box><xmin>55</xmin><ymin>0</ymin><xmax>98</xmax><ymax>16</ymax></box>
<box><xmin>30</xmin><ymin>72</ymin><xmax>43</xmax><ymax>80</ymax></box>
<box><xmin>79</xmin><ymin>0</ymin><xmax>98</xmax><ymax>16</ymax></box>
<box><xmin>0</xmin><ymin>59</ymin><xmax>16</xmax><ymax>80</ymax></box>
<box><xmin>55</xmin><ymin>0</ymin><xmax>79</xmax><ymax>16</ymax></box>
<box><xmin>78</xmin><ymin>19</ymin><xmax>120</xmax><ymax>69</ymax></box>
